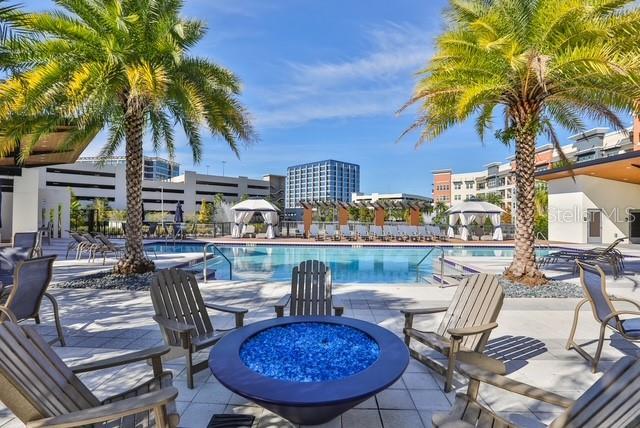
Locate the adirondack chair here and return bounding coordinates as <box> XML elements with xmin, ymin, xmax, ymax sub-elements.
<box><xmin>0</xmin><ymin>255</ymin><xmax>65</xmax><ymax>346</ymax></box>
<box><xmin>0</xmin><ymin>314</ymin><xmax>179</xmax><ymax>428</ymax></box>
<box><xmin>566</xmin><ymin>261</ymin><xmax>640</xmax><ymax>372</ymax></box>
<box><xmin>150</xmin><ymin>269</ymin><xmax>249</xmax><ymax>389</ymax></box>
<box><xmin>402</xmin><ymin>273</ymin><xmax>504</xmax><ymax>392</ymax></box>
<box><xmin>433</xmin><ymin>356</ymin><xmax>640</xmax><ymax>427</ymax></box>
<box><xmin>275</xmin><ymin>260</ymin><xmax>344</xmax><ymax>317</ymax></box>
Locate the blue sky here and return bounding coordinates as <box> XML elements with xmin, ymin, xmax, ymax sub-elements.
<box><xmin>26</xmin><ymin>0</ymin><xmax>627</xmax><ymax>194</ymax></box>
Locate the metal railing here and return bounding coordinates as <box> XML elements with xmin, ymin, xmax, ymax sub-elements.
<box><xmin>416</xmin><ymin>246</ymin><xmax>445</xmax><ymax>283</ymax></box>
<box><xmin>203</xmin><ymin>243</ymin><xmax>232</xmax><ymax>282</ymax></box>
<box><xmin>535</xmin><ymin>231</ymin><xmax>550</xmax><ymax>249</ymax></box>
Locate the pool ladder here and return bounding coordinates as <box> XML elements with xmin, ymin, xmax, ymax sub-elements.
<box><xmin>416</xmin><ymin>246</ymin><xmax>445</xmax><ymax>286</ymax></box>
<box><xmin>203</xmin><ymin>243</ymin><xmax>232</xmax><ymax>282</ymax></box>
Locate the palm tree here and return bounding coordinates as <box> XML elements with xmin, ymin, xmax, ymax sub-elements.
<box><xmin>0</xmin><ymin>0</ymin><xmax>254</xmax><ymax>274</ymax></box>
<box><xmin>401</xmin><ymin>0</ymin><xmax>640</xmax><ymax>284</ymax></box>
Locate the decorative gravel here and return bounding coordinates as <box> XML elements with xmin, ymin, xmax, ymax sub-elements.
<box><xmin>53</xmin><ymin>271</ymin><xmax>154</xmax><ymax>290</ymax></box>
<box><xmin>499</xmin><ymin>278</ymin><xmax>584</xmax><ymax>298</ymax></box>
<box><xmin>240</xmin><ymin>322</ymin><xmax>380</xmax><ymax>382</ymax></box>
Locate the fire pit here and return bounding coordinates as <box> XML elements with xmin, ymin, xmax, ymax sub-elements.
<box><xmin>209</xmin><ymin>316</ymin><xmax>409</xmax><ymax>425</ymax></box>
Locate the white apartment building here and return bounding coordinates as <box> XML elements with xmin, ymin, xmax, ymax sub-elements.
<box><xmin>432</xmin><ymin>126</ymin><xmax>636</xmax><ymax>212</ymax></box>
<box><xmin>4</xmin><ymin>157</ymin><xmax>274</xmax><ymax>240</ymax></box>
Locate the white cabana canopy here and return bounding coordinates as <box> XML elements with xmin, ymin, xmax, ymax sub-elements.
<box><xmin>445</xmin><ymin>201</ymin><xmax>505</xmax><ymax>241</ymax></box>
<box><xmin>231</xmin><ymin>199</ymin><xmax>280</xmax><ymax>239</ymax></box>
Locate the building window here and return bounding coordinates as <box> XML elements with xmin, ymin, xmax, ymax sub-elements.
<box><xmin>454</xmin><ymin>195</ymin><xmax>461</xmax><ymax>200</ymax></box>
<box><xmin>453</xmin><ymin>182</ymin><xmax>462</xmax><ymax>190</ymax></box>
<box><xmin>465</xmin><ymin>182</ymin><xmax>474</xmax><ymax>189</ymax></box>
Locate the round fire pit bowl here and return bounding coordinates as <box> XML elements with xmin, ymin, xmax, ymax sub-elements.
<box><xmin>209</xmin><ymin>316</ymin><xmax>409</xmax><ymax>425</ymax></box>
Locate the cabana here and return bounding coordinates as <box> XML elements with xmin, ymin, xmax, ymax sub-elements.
<box><xmin>446</xmin><ymin>201</ymin><xmax>504</xmax><ymax>241</ymax></box>
<box><xmin>231</xmin><ymin>199</ymin><xmax>280</xmax><ymax>239</ymax></box>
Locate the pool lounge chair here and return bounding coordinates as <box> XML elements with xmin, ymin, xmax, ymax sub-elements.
<box><xmin>356</xmin><ymin>224</ymin><xmax>372</xmax><ymax>241</ymax></box>
<box><xmin>295</xmin><ymin>223</ymin><xmax>305</xmax><ymax>238</ymax></box>
<box><xmin>383</xmin><ymin>225</ymin><xmax>397</xmax><ymax>241</ymax></box>
<box><xmin>539</xmin><ymin>237</ymin><xmax>625</xmax><ymax>277</ymax></box>
<box><xmin>0</xmin><ymin>255</ymin><xmax>65</xmax><ymax>346</ymax></box>
<box><xmin>417</xmin><ymin>226</ymin><xmax>430</xmax><ymax>241</ymax></box>
<box><xmin>82</xmin><ymin>233</ymin><xmax>112</xmax><ymax>263</ymax></box>
<box><xmin>370</xmin><ymin>225</ymin><xmax>384</xmax><ymax>240</ymax></box>
<box><xmin>325</xmin><ymin>224</ymin><xmax>340</xmax><ymax>241</ymax></box>
<box><xmin>402</xmin><ymin>273</ymin><xmax>504</xmax><ymax>392</ymax></box>
<box><xmin>566</xmin><ymin>260</ymin><xmax>640</xmax><ymax>372</ymax></box>
<box><xmin>433</xmin><ymin>356</ymin><xmax>640</xmax><ymax>427</ymax></box>
<box><xmin>309</xmin><ymin>224</ymin><xmax>324</xmax><ymax>241</ymax></box>
<box><xmin>340</xmin><ymin>225</ymin><xmax>356</xmax><ymax>241</ymax></box>
<box><xmin>0</xmin><ymin>316</ymin><xmax>179</xmax><ymax>428</ymax></box>
<box><xmin>275</xmin><ymin>260</ymin><xmax>344</xmax><ymax>317</ymax></box>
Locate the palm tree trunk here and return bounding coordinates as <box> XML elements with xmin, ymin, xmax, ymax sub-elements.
<box><xmin>113</xmin><ymin>107</ymin><xmax>155</xmax><ymax>274</ymax></box>
<box><xmin>505</xmin><ymin>128</ymin><xmax>546</xmax><ymax>285</ymax></box>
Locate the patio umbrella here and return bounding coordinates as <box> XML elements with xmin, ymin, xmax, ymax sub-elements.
<box><xmin>174</xmin><ymin>201</ymin><xmax>184</xmax><ymax>223</ymax></box>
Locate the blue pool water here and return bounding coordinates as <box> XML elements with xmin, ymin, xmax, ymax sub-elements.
<box><xmin>146</xmin><ymin>242</ymin><xmax>553</xmax><ymax>284</ymax></box>
<box><xmin>240</xmin><ymin>323</ymin><xmax>379</xmax><ymax>382</ymax></box>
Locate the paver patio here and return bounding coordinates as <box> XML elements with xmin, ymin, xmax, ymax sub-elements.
<box><xmin>0</xmin><ymin>240</ymin><xmax>638</xmax><ymax>427</ymax></box>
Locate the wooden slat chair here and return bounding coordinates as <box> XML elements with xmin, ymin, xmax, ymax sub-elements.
<box><xmin>150</xmin><ymin>269</ymin><xmax>249</xmax><ymax>389</ymax></box>
<box><xmin>274</xmin><ymin>260</ymin><xmax>344</xmax><ymax>317</ymax></box>
<box><xmin>0</xmin><ymin>256</ymin><xmax>65</xmax><ymax>346</ymax></box>
<box><xmin>0</xmin><ymin>312</ymin><xmax>179</xmax><ymax>428</ymax></box>
<box><xmin>566</xmin><ymin>260</ymin><xmax>640</xmax><ymax>373</ymax></box>
<box><xmin>433</xmin><ymin>356</ymin><xmax>640</xmax><ymax>427</ymax></box>
<box><xmin>402</xmin><ymin>273</ymin><xmax>504</xmax><ymax>392</ymax></box>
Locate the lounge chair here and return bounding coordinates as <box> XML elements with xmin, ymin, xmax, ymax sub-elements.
<box><xmin>275</xmin><ymin>260</ymin><xmax>344</xmax><ymax>317</ymax></box>
<box><xmin>0</xmin><ymin>315</ymin><xmax>179</xmax><ymax>428</ymax></box>
<box><xmin>383</xmin><ymin>225</ymin><xmax>397</xmax><ymax>241</ymax></box>
<box><xmin>370</xmin><ymin>225</ymin><xmax>384</xmax><ymax>240</ymax></box>
<box><xmin>150</xmin><ymin>269</ymin><xmax>248</xmax><ymax>389</ymax></box>
<box><xmin>241</xmin><ymin>224</ymin><xmax>256</xmax><ymax>238</ymax></box>
<box><xmin>95</xmin><ymin>232</ymin><xmax>125</xmax><ymax>257</ymax></box>
<box><xmin>356</xmin><ymin>224</ymin><xmax>372</xmax><ymax>241</ymax></box>
<box><xmin>566</xmin><ymin>260</ymin><xmax>640</xmax><ymax>372</ymax></box>
<box><xmin>340</xmin><ymin>225</ymin><xmax>356</xmax><ymax>241</ymax></box>
<box><xmin>416</xmin><ymin>225</ymin><xmax>430</xmax><ymax>241</ymax></box>
<box><xmin>433</xmin><ymin>356</ymin><xmax>640</xmax><ymax>427</ymax></box>
<box><xmin>13</xmin><ymin>232</ymin><xmax>38</xmax><ymax>258</ymax></box>
<box><xmin>539</xmin><ymin>237</ymin><xmax>625</xmax><ymax>277</ymax></box>
<box><xmin>431</xmin><ymin>225</ymin><xmax>448</xmax><ymax>241</ymax></box>
<box><xmin>325</xmin><ymin>224</ymin><xmax>340</xmax><ymax>241</ymax></box>
<box><xmin>0</xmin><ymin>255</ymin><xmax>65</xmax><ymax>346</ymax></box>
<box><xmin>402</xmin><ymin>273</ymin><xmax>504</xmax><ymax>392</ymax></box>
<box><xmin>309</xmin><ymin>224</ymin><xmax>324</xmax><ymax>241</ymax></box>
<box><xmin>81</xmin><ymin>232</ymin><xmax>112</xmax><ymax>263</ymax></box>
<box><xmin>295</xmin><ymin>223</ymin><xmax>305</xmax><ymax>238</ymax></box>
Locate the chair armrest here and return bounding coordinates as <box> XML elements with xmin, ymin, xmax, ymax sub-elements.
<box><xmin>26</xmin><ymin>387</ymin><xmax>178</xmax><ymax>428</ymax></box>
<box><xmin>457</xmin><ymin>362</ymin><xmax>574</xmax><ymax>408</ymax></box>
<box><xmin>70</xmin><ymin>346</ymin><xmax>170</xmax><ymax>374</ymax></box>
<box><xmin>603</xmin><ymin>310</ymin><xmax>640</xmax><ymax>325</ymax></box>
<box><xmin>204</xmin><ymin>302</ymin><xmax>248</xmax><ymax>314</ymax></box>
<box><xmin>611</xmin><ymin>297</ymin><xmax>640</xmax><ymax>311</ymax></box>
<box><xmin>153</xmin><ymin>315</ymin><xmax>195</xmax><ymax>333</ymax></box>
<box><xmin>275</xmin><ymin>294</ymin><xmax>291</xmax><ymax>318</ymax></box>
<box><xmin>401</xmin><ymin>307</ymin><xmax>449</xmax><ymax>316</ymax></box>
<box><xmin>448</xmin><ymin>322</ymin><xmax>498</xmax><ymax>338</ymax></box>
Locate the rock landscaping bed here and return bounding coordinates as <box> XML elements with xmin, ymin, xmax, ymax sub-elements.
<box><xmin>53</xmin><ymin>271</ymin><xmax>154</xmax><ymax>290</ymax></box>
<box><xmin>500</xmin><ymin>277</ymin><xmax>583</xmax><ymax>298</ymax></box>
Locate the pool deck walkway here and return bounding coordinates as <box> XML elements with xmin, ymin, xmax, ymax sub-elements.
<box><xmin>0</xmin><ymin>238</ymin><xmax>636</xmax><ymax>427</ymax></box>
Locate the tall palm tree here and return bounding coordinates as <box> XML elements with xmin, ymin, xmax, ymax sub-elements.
<box><xmin>0</xmin><ymin>0</ymin><xmax>255</xmax><ymax>274</ymax></box>
<box><xmin>401</xmin><ymin>0</ymin><xmax>640</xmax><ymax>284</ymax></box>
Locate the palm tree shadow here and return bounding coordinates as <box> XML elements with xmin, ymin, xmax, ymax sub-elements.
<box><xmin>484</xmin><ymin>335</ymin><xmax>548</xmax><ymax>374</ymax></box>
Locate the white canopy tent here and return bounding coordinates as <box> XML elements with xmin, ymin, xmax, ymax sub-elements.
<box><xmin>445</xmin><ymin>201</ymin><xmax>505</xmax><ymax>241</ymax></box>
<box><xmin>231</xmin><ymin>199</ymin><xmax>280</xmax><ymax>239</ymax></box>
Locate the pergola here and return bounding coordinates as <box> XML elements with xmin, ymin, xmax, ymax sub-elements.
<box><xmin>298</xmin><ymin>199</ymin><xmax>431</xmax><ymax>237</ymax></box>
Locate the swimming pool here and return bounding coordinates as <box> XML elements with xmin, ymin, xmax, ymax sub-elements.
<box><xmin>148</xmin><ymin>242</ymin><xmax>553</xmax><ymax>284</ymax></box>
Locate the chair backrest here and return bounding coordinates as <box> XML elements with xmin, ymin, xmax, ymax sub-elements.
<box><xmin>576</xmin><ymin>261</ymin><xmax>619</xmax><ymax>329</ymax></box>
<box><xmin>550</xmin><ymin>356</ymin><xmax>640</xmax><ymax>427</ymax></box>
<box><xmin>150</xmin><ymin>269</ymin><xmax>214</xmax><ymax>347</ymax></box>
<box><xmin>3</xmin><ymin>256</ymin><xmax>56</xmax><ymax>321</ymax></box>
<box><xmin>0</xmin><ymin>320</ymin><xmax>98</xmax><ymax>423</ymax></box>
<box><xmin>309</xmin><ymin>224</ymin><xmax>319</xmax><ymax>235</ymax></box>
<box><xmin>82</xmin><ymin>233</ymin><xmax>99</xmax><ymax>244</ymax></box>
<box><xmin>13</xmin><ymin>232</ymin><xmax>38</xmax><ymax>249</ymax></box>
<box><xmin>69</xmin><ymin>232</ymin><xmax>85</xmax><ymax>244</ymax></box>
<box><xmin>95</xmin><ymin>234</ymin><xmax>114</xmax><ymax>249</ymax></box>
<box><xmin>326</xmin><ymin>225</ymin><xmax>336</xmax><ymax>235</ymax></box>
<box><xmin>297</xmin><ymin>224</ymin><xmax>305</xmax><ymax>233</ymax></box>
<box><xmin>340</xmin><ymin>225</ymin><xmax>350</xmax><ymax>234</ymax></box>
<box><xmin>602</xmin><ymin>237</ymin><xmax>625</xmax><ymax>253</ymax></box>
<box><xmin>437</xmin><ymin>273</ymin><xmax>503</xmax><ymax>351</ymax></box>
<box><xmin>289</xmin><ymin>260</ymin><xmax>332</xmax><ymax>316</ymax></box>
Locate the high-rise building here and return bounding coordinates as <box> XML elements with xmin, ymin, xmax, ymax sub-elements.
<box><xmin>285</xmin><ymin>160</ymin><xmax>360</xmax><ymax>220</ymax></box>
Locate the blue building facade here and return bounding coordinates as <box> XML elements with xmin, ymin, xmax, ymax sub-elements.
<box><xmin>285</xmin><ymin>160</ymin><xmax>360</xmax><ymax>220</ymax></box>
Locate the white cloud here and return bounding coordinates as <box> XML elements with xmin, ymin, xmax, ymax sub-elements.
<box><xmin>252</xmin><ymin>22</ymin><xmax>434</xmax><ymax>129</ymax></box>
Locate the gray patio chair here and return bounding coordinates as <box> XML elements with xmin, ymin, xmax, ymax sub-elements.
<box><xmin>538</xmin><ymin>237</ymin><xmax>625</xmax><ymax>277</ymax></box>
<box><xmin>95</xmin><ymin>232</ymin><xmax>125</xmax><ymax>257</ymax></box>
<box><xmin>0</xmin><ymin>255</ymin><xmax>65</xmax><ymax>346</ymax></box>
<box><xmin>566</xmin><ymin>260</ymin><xmax>640</xmax><ymax>372</ymax></box>
<box><xmin>0</xmin><ymin>314</ymin><xmax>179</xmax><ymax>428</ymax></box>
<box><xmin>150</xmin><ymin>269</ymin><xmax>249</xmax><ymax>389</ymax></box>
<box><xmin>275</xmin><ymin>260</ymin><xmax>344</xmax><ymax>317</ymax></box>
<box><xmin>13</xmin><ymin>232</ymin><xmax>38</xmax><ymax>258</ymax></box>
<box><xmin>82</xmin><ymin>232</ymin><xmax>112</xmax><ymax>263</ymax></box>
<box><xmin>0</xmin><ymin>246</ymin><xmax>32</xmax><ymax>287</ymax></box>
<box><xmin>433</xmin><ymin>356</ymin><xmax>640</xmax><ymax>427</ymax></box>
<box><xmin>402</xmin><ymin>273</ymin><xmax>504</xmax><ymax>392</ymax></box>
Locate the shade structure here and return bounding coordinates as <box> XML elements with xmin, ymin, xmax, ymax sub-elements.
<box><xmin>445</xmin><ymin>201</ymin><xmax>504</xmax><ymax>241</ymax></box>
<box><xmin>231</xmin><ymin>199</ymin><xmax>280</xmax><ymax>239</ymax></box>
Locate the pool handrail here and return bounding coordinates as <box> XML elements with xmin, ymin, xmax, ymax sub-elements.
<box><xmin>416</xmin><ymin>246</ymin><xmax>445</xmax><ymax>284</ymax></box>
<box><xmin>204</xmin><ymin>243</ymin><xmax>232</xmax><ymax>281</ymax></box>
